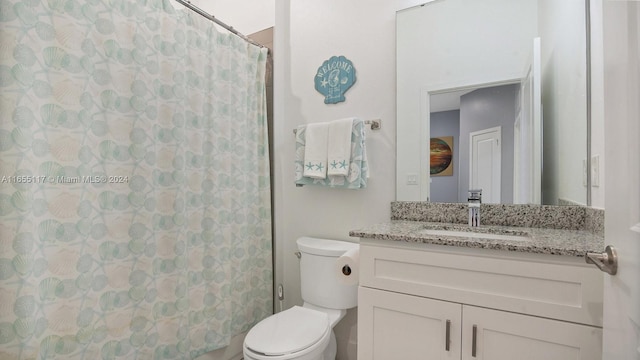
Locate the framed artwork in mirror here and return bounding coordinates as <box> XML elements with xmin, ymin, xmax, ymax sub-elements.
<box><xmin>430</xmin><ymin>136</ymin><xmax>454</xmax><ymax>176</ymax></box>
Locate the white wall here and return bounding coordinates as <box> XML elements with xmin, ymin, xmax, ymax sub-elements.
<box><xmin>274</xmin><ymin>1</ymin><xmax>423</xmax><ymax>358</ymax></box>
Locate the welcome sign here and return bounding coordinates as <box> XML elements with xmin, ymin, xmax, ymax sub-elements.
<box><xmin>314</xmin><ymin>55</ymin><xmax>356</xmax><ymax>104</ymax></box>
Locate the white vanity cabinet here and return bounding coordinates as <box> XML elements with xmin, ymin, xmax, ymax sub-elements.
<box><xmin>359</xmin><ymin>287</ymin><xmax>462</xmax><ymax>359</ymax></box>
<box><xmin>357</xmin><ymin>239</ymin><xmax>604</xmax><ymax>360</ymax></box>
<box><xmin>460</xmin><ymin>305</ymin><xmax>601</xmax><ymax>360</ymax></box>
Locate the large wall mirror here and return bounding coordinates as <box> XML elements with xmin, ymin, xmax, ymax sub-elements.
<box><xmin>396</xmin><ymin>0</ymin><xmax>590</xmax><ymax>205</ymax></box>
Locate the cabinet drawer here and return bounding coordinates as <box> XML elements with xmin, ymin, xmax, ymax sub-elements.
<box><xmin>359</xmin><ymin>242</ymin><xmax>603</xmax><ymax>326</ymax></box>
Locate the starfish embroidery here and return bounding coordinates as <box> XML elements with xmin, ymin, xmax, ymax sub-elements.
<box><xmin>315</xmin><ymin>163</ymin><xmax>324</xmax><ymax>171</ymax></box>
<box><xmin>339</xmin><ymin>160</ymin><xmax>348</xmax><ymax>169</ymax></box>
<box><xmin>330</xmin><ymin>161</ymin><xmax>338</xmax><ymax>169</ymax></box>
<box><xmin>306</xmin><ymin>162</ymin><xmax>314</xmax><ymax>171</ymax></box>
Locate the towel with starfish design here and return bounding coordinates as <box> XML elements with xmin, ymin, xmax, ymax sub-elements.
<box><xmin>294</xmin><ymin>119</ymin><xmax>368</xmax><ymax>189</ymax></box>
<box><xmin>327</xmin><ymin>118</ymin><xmax>356</xmax><ymax>177</ymax></box>
<box><xmin>302</xmin><ymin>122</ymin><xmax>329</xmax><ymax>179</ymax></box>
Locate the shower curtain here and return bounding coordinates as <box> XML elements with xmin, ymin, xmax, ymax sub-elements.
<box><xmin>0</xmin><ymin>0</ymin><xmax>272</xmax><ymax>358</ymax></box>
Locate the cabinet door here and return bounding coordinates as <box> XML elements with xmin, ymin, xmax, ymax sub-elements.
<box><xmin>358</xmin><ymin>287</ymin><xmax>462</xmax><ymax>360</ymax></box>
<box><xmin>461</xmin><ymin>306</ymin><xmax>602</xmax><ymax>360</ymax></box>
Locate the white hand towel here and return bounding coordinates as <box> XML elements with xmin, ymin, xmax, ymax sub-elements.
<box><xmin>303</xmin><ymin>122</ymin><xmax>329</xmax><ymax>179</ymax></box>
<box><xmin>327</xmin><ymin>118</ymin><xmax>355</xmax><ymax>176</ymax></box>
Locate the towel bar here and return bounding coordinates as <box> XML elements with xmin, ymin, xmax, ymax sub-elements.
<box><xmin>293</xmin><ymin>119</ymin><xmax>381</xmax><ymax>134</ymax></box>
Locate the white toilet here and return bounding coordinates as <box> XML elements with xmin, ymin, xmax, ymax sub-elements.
<box><xmin>243</xmin><ymin>237</ymin><xmax>359</xmax><ymax>360</ymax></box>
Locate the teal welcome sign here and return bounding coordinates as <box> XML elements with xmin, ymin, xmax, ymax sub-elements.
<box><xmin>314</xmin><ymin>55</ymin><xmax>356</xmax><ymax>104</ymax></box>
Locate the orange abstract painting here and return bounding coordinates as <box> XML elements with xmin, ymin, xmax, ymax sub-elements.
<box><xmin>430</xmin><ymin>136</ymin><xmax>453</xmax><ymax>176</ymax></box>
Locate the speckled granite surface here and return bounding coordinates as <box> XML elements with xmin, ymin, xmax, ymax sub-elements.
<box><xmin>585</xmin><ymin>207</ymin><xmax>605</xmax><ymax>236</ymax></box>
<box><xmin>349</xmin><ymin>221</ymin><xmax>604</xmax><ymax>257</ymax></box>
<box><xmin>391</xmin><ymin>202</ymin><xmax>594</xmax><ymax>231</ymax></box>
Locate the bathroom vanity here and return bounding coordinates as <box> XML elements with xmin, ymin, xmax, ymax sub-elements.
<box><xmin>351</xmin><ymin>220</ymin><xmax>604</xmax><ymax>360</ymax></box>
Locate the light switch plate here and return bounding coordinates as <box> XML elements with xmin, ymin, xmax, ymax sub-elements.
<box><xmin>591</xmin><ymin>155</ymin><xmax>600</xmax><ymax>187</ymax></box>
<box><xmin>406</xmin><ymin>173</ymin><xmax>418</xmax><ymax>185</ymax></box>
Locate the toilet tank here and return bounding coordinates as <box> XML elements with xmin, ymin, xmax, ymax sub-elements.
<box><xmin>296</xmin><ymin>237</ymin><xmax>359</xmax><ymax>310</ymax></box>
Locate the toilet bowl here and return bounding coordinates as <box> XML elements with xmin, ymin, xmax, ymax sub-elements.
<box><xmin>243</xmin><ymin>237</ymin><xmax>359</xmax><ymax>360</ymax></box>
<box><xmin>243</xmin><ymin>306</ymin><xmax>335</xmax><ymax>360</ymax></box>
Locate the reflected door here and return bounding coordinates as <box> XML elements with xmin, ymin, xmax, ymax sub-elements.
<box><xmin>470</xmin><ymin>126</ymin><xmax>501</xmax><ymax>203</ymax></box>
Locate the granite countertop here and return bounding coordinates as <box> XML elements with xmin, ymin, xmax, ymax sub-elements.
<box><xmin>349</xmin><ymin>221</ymin><xmax>605</xmax><ymax>257</ymax></box>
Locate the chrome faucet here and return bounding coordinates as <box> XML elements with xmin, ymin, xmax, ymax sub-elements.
<box><xmin>468</xmin><ymin>189</ymin><xmax>482</xmax><ymax>227</ymax></box>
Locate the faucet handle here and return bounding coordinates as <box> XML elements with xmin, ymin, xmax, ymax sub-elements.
<box><xmin>468</xmin><ymin>189</ymin><xmax>482</xmax><ymax>202</ymax></box>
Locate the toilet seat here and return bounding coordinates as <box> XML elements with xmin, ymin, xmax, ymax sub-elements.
<box><xmin>244</xmin><ymin>306</ymin><xmax>331</xmax><ymax>357</ymax></box>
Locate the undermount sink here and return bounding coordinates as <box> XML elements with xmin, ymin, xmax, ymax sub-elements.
<box><xmin>420</xmin><ymin>225</ymin><xmax>531</xmax><ymax>242</ymax></box>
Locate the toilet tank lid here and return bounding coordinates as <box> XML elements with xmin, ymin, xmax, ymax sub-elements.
<box><xmin>296</xmin><ymin>237</ymin><xmax>359</xmax><ymax>257</ymax></box>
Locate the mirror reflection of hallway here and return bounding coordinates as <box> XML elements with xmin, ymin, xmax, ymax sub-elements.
<box><xmin>429</xmin><ymin>84</ymin><xmax>520</xmax><ymax>204</ymax></box>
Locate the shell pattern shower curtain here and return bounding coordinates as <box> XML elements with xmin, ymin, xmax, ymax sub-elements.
<box><xmin>0</xmin><ymin>0</ymin><xmax>272</xmax><ymax>358</ymax></box>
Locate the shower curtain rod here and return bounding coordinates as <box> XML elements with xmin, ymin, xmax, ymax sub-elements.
<box><xmin>174</xmin><ymin>0</ymin><xmax>266</xmax><ymax>50</ymax></box>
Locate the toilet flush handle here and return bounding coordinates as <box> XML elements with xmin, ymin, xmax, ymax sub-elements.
<box><xmin>294</xmin><ymin>251</ymin><xmax>301</xmax><ymax>259</ymax></box>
